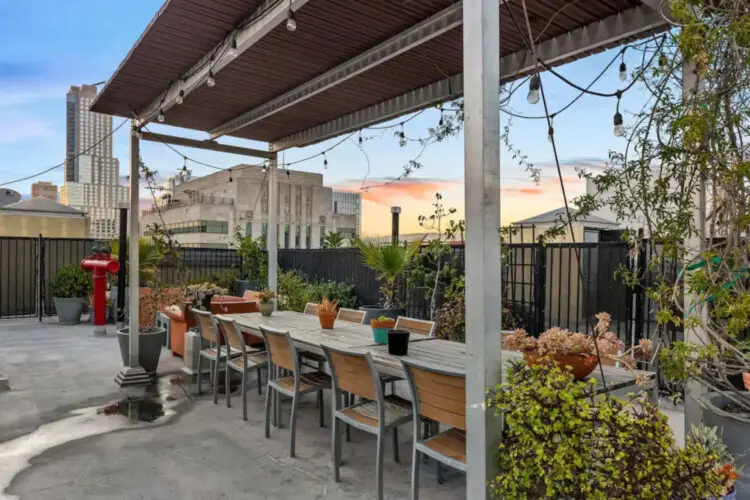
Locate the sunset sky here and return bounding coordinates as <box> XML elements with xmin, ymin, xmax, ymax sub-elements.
<box><xmin>0</xmin><ymin>1</ymin><xmax>647</xmax><ymax>236</ymax></box>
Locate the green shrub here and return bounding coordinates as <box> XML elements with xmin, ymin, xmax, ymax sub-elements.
<box><xmin>188</xmin><ymin>269</ymin><xmax>240</xmax><ymax>291</ymax></box>
<box><xmin>308</xmin><ymin>280</ymin><xmax>358</xmax><ymax>309</ymax></box>
<box><xmin>488</xmin><ymin>360</ymin><xmax>726</xmax><ymax>499</ymax></box>
<box><xmin>52</xmin><ymin>265</ymin><xmax>92</xmax><ymax>298</ymax></box>
<box><xmin>277</xmin><ymin>270</ymin><xmax>359</xmax><ymax>312</ymax></box>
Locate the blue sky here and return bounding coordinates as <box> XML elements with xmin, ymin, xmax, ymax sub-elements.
<box><xmin>0</xmin><ymin>0</ymin><xmax>651</xmax><ymax>235</ymax></box>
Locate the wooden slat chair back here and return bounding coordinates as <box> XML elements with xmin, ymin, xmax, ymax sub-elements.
<box><xmin>336</xmin><ymin>308</ymin><xmax>366</xmax><ymax>324</ymax></box>
<box><xmin>402</xmin><ymin>358</ymin><xmax>467</xmax><ymax>497</ymax></box>
<box><xmin>259</xmin><ymin>326</ymin><xmax>297</xmax><ymax>373</ymax></box>
<box><xmin>395</xmin><ymin>316</ymin><xmax>436</xmax><ymax>337</ymax></box>
<box><xmin>326</xmin><ymin>349</ymin><xmax>378</xmax><ymax>401</ymax></box>
<box><xmin>216</xmin><ymin>315</ymin><xmax>246</xmax><ymax>353</ymax></box>
<box><xmin>193</xmin><ymin>309</ymin><xmax>219</xmax><ymax>343</ymax></box>
<box><xmin>303</xmin><ymin>302</ymin><xmax>319</xmax><ymax>315</ymax></box>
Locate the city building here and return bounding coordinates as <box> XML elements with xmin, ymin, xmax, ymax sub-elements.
<box><xmin>60</xmin><ymin>84</ymin><xmax>127</xmax><ymax>240</ymax></box>
<box><xmin>511</xmin><ymin>207</ymin><xmax>619</xmax><ymax>243</ymax></box>
<box><xmin>141</xmin><ymin>165</ymin><xmax>334</xmax><ymax>249</ymax></box>
<box><xmin>331</xmin><ymin>191</ymin><xmax>361</xmax><ymax>240</ymax></box>
<box><xmin>156</xmin><ymin>170</ymin><xmax>193</xmax><ymax>206</ymax></box>
<box><xmin>0</xmin><ymin>198</ymin><xmax>89</xmax><ymax>237</ymax></box>
<box><xmin>31</xmin><ymin>182</ymin><xmax>58</xmax><ymax>201</ymax></box>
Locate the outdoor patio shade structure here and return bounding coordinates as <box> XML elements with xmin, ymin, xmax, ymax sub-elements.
<box><xmin>92</xmin><ymin>0</ymin><xmax>669</xmax><ymax>496</ymax></box>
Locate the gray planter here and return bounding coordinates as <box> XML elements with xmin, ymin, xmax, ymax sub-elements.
<box><xmin>359</xmin><ymin>306</ymin><xmax>403</xmax><ymax>324</ymax></box>
<box><xmin>704</xmin><ymin>392</ymin><xmax>750</xmax><ymax>499</ymax></box>
<box><xmin>233</xmin><ymin>280</ymin><xmax>251</xmax><ymax>297</ymax></box>
<box><xmin>259</xmin><ymin>301</ymin><xmax>274</xmax><ymax>317</ymax></box>
<box><xmin>54</xmin><ymin>297</ymin><xmax>84</xmax><ymax>325</ymax></box>
<box><xmin>117</xmin><ymin>327</ymin><xmax>166</xmax><ymax>375</ymax></box>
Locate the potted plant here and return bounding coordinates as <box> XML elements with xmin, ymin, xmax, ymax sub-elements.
<box><xmin>504</xmin><ymin>327</ymin><xmax>600</xmax><ymax>380</ymax></box>
<box><xmin>186</xmin><ymin>283</ymin><xmax>228</xmax><ymax>311</ymax></box>
<box><xmin>52</xmin><ymin>265</ymin><xmax>92</xmax><ymax>325</ymax></box>
<box><xmin>318</xmin><ymin>297</ymin><xmax>338</xmax><ymax>329</ymax></box>
<box><xmin>109</xmin><ymin>238</ymin><xmax>163</xmax><ymax>318</ymax></box>
<box><xmin>116</xmin><ymin>281</ymin><xmax>170</xmax><ymax>374</ymax></box>
<box><xmin>258</xmin><ymin>289</ymin><xmax>276</xmax><ymax>317</ymax></box>
<box><xmin>353</xmin><ymin>238</ymin><xmax>420</xmax><ymax>322</ymax></box>
<box><xmin>370</xmin><ymin>315</ymin><xmax>395</xmax><ymax>345</ymax></box>
<box><xmin>231</xmin><ymin>227</ymin><xmax>267</xmax><ymax>296</ymax></box>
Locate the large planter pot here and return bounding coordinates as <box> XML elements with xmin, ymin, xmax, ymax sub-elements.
<box><xmin>744</xmin><ymin>372</ymin><xmax>750</xmax><ymax>391</ymax></box>
<box><xmin>523</xmin><ymin>351</ymin><xmax>599</xmax><ymax>380</ymax></box>
<box><xmin>233</xmin><ymin>280</ymin><xmax>251</xmax><ymax>298</ymax></box>
<box><xmin>359</xmin><ymin>306</ymin><xmax>403</xmax><ymax>324</ymax></box>
<box><xmin>117</xmin><ymin>327</ymin><xmax>166</xmax><ymax>375</ymax></box>
<box><xmin>259</xmin><ymin>301</ymin><xmax>274</xmax><ymax>317</ymax></box>
<box><xmin>54</xmin><ymin>297</ymin><xmax>84</xmax><ymax>325</ymax></box>
<box><xmin>704</xmin><ymin>392</ymin><xmax>750</xmax><ymax>499</ymax></box>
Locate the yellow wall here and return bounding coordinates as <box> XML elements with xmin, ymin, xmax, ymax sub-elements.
<box><xmin>0</xmin><ymin>214</ymin><xmax>90</xmax><ymax>238</ymax></box>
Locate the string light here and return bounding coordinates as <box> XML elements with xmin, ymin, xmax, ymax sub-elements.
<box><xmin>613</xmin><ymin>93</ymin><xmax>625</xmax><ymax>137</ymax></box>
<box><xmin>439</xmin><ymin>108</ymin><xmax>444</xmax><ymax>127</ymax></box>
<box><xmin>228</xmin><ymin>169</ymin><xmax>233</xmax><ymax>182</ymax></box>
<box><xmin>527</xmin><ymin>74</ymin><xmax>541</xmax><ymax>104</ymax></box>
<box><xmin>286</xmin><ymin>3</ymin><xmax>297</xmax><ymax>32</ymax></box>
<box><xmin>157</xmin><ymin>109</ymin><xmax>165</xmax><ymax>123</ymax></box>
<box><xmin>228</xmin><ymin>38</ymin><xmax>238</xmax><ymax>59</ymax></box>
<box><xmin>262</xmin><ymin>161</ymin><xmax>268</xmax><ymax>173</ymax></box>
<box><xmin>323</xmin><ymin>152</ymin><xmax>328</xmax><ymax>169</ymax></box>
<box><xmin>358</xmin><ymin>130</ymin><xmax>363</xmax><ymax>145</ymax></box>
<box><xmin>176</xmin><ymin>89</ymin><xmax>185</xmax><ymax>105</ymax></box>
<box><xmin>547</xmin><ymin>115</ymin><xmax>554</xmax><ymax>143</ymax></box>
<box><xmin>181</xmin><ymin>156</ymin><xmax>188</xmax><ymax>173</ymax></box>
<box><xmin>286</xmin><ymin>169</ymin><xmax>291</xmax><ymax>179</ymax></box>
<box><xmin>399</xmin><ymin>123</ymin><xmax>405</xmax><ymax>139</ymax></box>
<box><xmin>618</xmin><ymin>61</ymin><xmax>627</xmax><ymax>81</ymax></box>
<box><xmin>206</xmin><ymin>70</ymin><xmax>216</xmax><ymax>88</ymax></box>
<box><xmin>135</xmin><ymin>128</ymin><xmax>143</xmax><ymax>140</ymax></box>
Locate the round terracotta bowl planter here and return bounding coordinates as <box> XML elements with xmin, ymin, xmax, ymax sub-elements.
<box><xmin>744</xmin><ymin>372</ymin><xmax>750</xmax><ymax>391</ymax></box>
<box><xmin>523</xmin><ymin>351</ymin><xmax>599</xmax><ymax>380</ymax></box>
<box><xmin>319</xmin><ymin>312</ymin><xmax>336</xmax><ymax>329</ymax></box>
<box><xmin>370</xmin><ymin>319</ymin><xmax>395</xmax><ymax>345</ymax></box>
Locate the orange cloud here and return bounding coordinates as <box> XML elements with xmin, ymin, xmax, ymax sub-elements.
<box><xmin>333</xmin><ymin>178</ymin><xmax>462</xmax><ymax>206</ymax></box>
<box><xmin>502</xmin><ymin>176</ymin><xmax>581</xmax><ymax>197</ymax></box>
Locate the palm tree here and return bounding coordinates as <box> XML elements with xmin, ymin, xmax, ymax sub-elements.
<box><xmin>323</xmin><ymin>231</ymin><xmax>347</xmax><ymax>248</ymax></box>
<box><xmin>354</xmin><ymin>238</ymin><xmax>421</xmax><ymax>308</ymax></box>
<box><xmin>110</xmin><ymin>238</ymin><xmax>163</xmax><ymax>285</ymax></box>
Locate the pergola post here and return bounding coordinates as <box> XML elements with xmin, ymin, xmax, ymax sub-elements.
<box><xmin>463</xmin><ymin>0</ymin><xmax>503</xmax><ymax>497</ymax></box>
<box><xmin>683</xmin><ymin>60</ymin><xmax>707</xmax><ymax>434</ymax></box>
<box><xmin>267</xmin><ymin>150</ymin><xmax>279</xmax><ymax>298</ymax></box>
<box><xmin>115</xmin><ymin>121</ymin><xmax>150</xmax><ymax>387</ymax></box>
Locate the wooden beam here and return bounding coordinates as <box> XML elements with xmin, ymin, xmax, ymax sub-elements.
<box><xmin>139</xmin><ymin>132</ymin><xmax>274</xmax><ymax>160</ymax></box>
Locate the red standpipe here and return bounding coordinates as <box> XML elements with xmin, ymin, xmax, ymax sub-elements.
<box><xmin>81</xmin><ymin>254</ymin><xmax>120</xmax><ymax>333</ymax></box>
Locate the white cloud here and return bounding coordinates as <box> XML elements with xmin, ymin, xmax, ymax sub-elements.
<box><xmin>0</xmin><ymin>84</ymin><xmax>66</xmax><ymax>108</ymax></box>
<box><xmin>0</xmin><ymin>111</ymin><xmax>57</xmax><ymax>143</ymax></box>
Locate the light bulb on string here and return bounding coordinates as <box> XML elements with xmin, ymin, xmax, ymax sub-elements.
<box><xmin>323</xmin><ymin>153</ymin><xmax>328</xmax><ymax>169</ymax></box>
<box><xmin>619</xmin><ymin>61</ymin><xmax>627</xmax><ymax>81</ymax></box>
<box><xmin>399</xmin><ymin>123</ymin><xmax>405</xmax><ymax>140</ymax></box>
<box><xmin>439</xmin><ymin>108</ymin><xmax>444</xmax><ymax>127</ymax></box>
<box><xmin>527</xmin><ymin>74</ymin><xmax>541</xmax><ymax>105</ymax></box>
<box><xmin>228</xmin><ymin>169</ymin><xmax>233</xmax><ymax>183</ymax></box>
<box><xmin>262</xmin><ymin>161</ymin><xmax>268</xmax><ymax>173</ymax></box>
<box><xmin>206</xmin><ymin>70</ymin><xmax>216</xmax><ymax>88</ymax></box>
<box><xmin>228</xmin><ymin>38</ymin><xmax>238</xmax><ymax>59</ymax></box>
<box><xmin>176</xmin><ymin>89</ymin><xmax>185</xmax><ymax>105</ymax></box>
<box><xmin>286</xmin><ymin>169</ymin><xmax>291</xmax><ymax>179</ymax></box>
<box><xmin>286</xmin><ymin>7</ymin><xmax>296</xmax><ymax>31</ymax></box>
<box><xmin>613</xmin><ymin>93</ymin><xmax>625</xmax><ymax>137</ymax></box>
<box><xmin>358</xmin><ymin>130</ymin><xmax>363</xmax><ymax>145</ymax></box>
<box><xmin>181</xmin><ymin>156</ymin><xmax>188</xmax><ymax>173</ymax></box>
<box><xmin>157</xmin><ymin>109</ymin><xmax>165</xmax><ymax>123</ymax></box>
<box><xmin>547</xmin><ymin>116</ymin><xmax>555</xmax><ymax>143</ymax></box>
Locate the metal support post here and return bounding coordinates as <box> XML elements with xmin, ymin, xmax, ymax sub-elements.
<box><xmin>463</xmin><ymin>0</ymin><xmax>503</xmax><ymax>497</ymax></box>
<box><xmin>117</xmin><ymin>205</ymin><xmax>128</xmax><ymax>328</ymax></box>
<box><xmin>391</xmin><ymin>206</ymin><xmax>401</xmax><ymax>245</ymax></box>
<box><xmin>267</xmin><ymin>151</ymin><xmax>278</xmax><ymax>296</ymax></box>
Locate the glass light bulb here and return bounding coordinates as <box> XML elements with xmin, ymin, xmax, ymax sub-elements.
<box><xmin>547</xmin><ymin>128</ymin><xmax>554</xmax><ymax>143</ymax></box>
<box><xmin>157</xmin><ymin>110</ymin><xmax>165</xmax><ymax>123</ymax></box>
<box><xmin>614</xmin><ymin>124</ymin><xmax>626</xmax><ymax>137</ymax></box>
<box><xmin>176</xmin><ymin>91</ymin><xmax>184</xmax><ymax>105</ymax></box>
<box><xmin>527</xmin><ymin>89</ymin><xmax>540</xmax><ymax>105</ymax></box>
<box><xmin>228</xmin><ymin>40</ymin><xmax>238</xmax><ymax>59</ymax></box>
<box><xmin>286</xmin><ymin>11</ymin><xmax>297</xmax><ymax>32</ymax></box>
<box><xmin>206</xmin><ymin>73</ymin><xmax>216</xmax><ymax>88</ymax></box>
<box><xmin>619</xmin><ymin>62</ymin><xmax>627</xmax><ymax>81</ymax></box>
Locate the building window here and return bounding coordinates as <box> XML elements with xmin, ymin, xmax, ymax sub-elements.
<box><xmin>295</xmin><ymin>225</ymin><xmax>300</xmax><ymax>248</ymax></box>
<box><xmin>262</xmin><ymin>223</ymin><xmax>268</xmax><ymax>248</ymax></box>
<box><xmin>320</xmin><ymin>226</ymin><xmax>326</xmax><ymax>248</ymax></box>
<box><xmin>245</xmin><ymin>223</ymin><xmax>252</xmax><ymax>239</ymax></box>
<box><xmin>305</xmin><ymin>225</ymin><xmax>311</xmax><ymax>249</ymax></box>
<box><xmin>284</xmin><ymin>224</ymin><xmax>290</xmax><ymax>248</ymax></box>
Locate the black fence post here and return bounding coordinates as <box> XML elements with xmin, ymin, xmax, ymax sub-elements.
<box><xmin>634</xmin><ymin>228</ymin><xmax>647</xmax><ymax>345</ymax></box>
<box><xmin>532</xmin><ymin>236</ymin><xmax>546</xmax><ymax>335</ymax></box>
<box><xmin>38</xmin><ymin>234</ymin><xmax>44</xmax><ymax>322</ymax></box>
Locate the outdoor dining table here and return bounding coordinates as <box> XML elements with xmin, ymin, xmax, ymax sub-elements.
<box><xmin>225</xmin><ymin>311</ymin><xmax>657</xmax><ymax>402</ymax></box>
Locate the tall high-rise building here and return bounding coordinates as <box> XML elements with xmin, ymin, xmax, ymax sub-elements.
<box><xmin>60</xmin><ymin>85</ymin><xmax>127</xmax><ymax>240</ymax></box>
<box><xmin>31</xmin><ymin>181</ymin><xmax>58</xmax><ymax>201</ymax></box>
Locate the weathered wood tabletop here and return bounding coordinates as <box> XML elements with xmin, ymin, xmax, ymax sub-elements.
<box><xmin>224</xmin><ymin>312</ymin><xmax>656</xmax><ymax>398</ymax></box>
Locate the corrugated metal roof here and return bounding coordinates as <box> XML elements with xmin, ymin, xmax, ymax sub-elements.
<box><xmin>512</xmin><ymin>206</ymin><xmax>618</xmax><ymax>226</ymax></box>
<box><xmin>92</xmin><ymin>0</ymin><xmax>663</xmax><ymax>145</ymax></box>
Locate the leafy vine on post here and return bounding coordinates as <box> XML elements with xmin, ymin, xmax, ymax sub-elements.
<box><xmin>231</xmin><ymin>226</ymin><xmax>267</xmax><ymax>295</ymax></box>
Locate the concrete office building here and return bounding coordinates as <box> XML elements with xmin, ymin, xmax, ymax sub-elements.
<box><xmin>60</xmin><ymin>84</ymin><xmax>127</xmax><ymax>240</ymax></box>
<box><xmin>141</xmin><ymin>165</ymin><xmax>336</xmax><ymax>249</ymax></box>
<box><xmin>331</xmin><ymin>191</ymin><xmax>361</xmax><ymax>239</ymax></box>
<box><xmin>31</xmin><ymin>182</ymin><xmax>58</xmax><ymax>201</ymax></box>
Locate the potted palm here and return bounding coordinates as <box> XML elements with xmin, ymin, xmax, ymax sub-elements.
<box><xmin>109</xmin><ymin>238</ymin><xmax>163</xmax><ymax>318</ymax></box>
<box><xmin>258</xmin><ymin>289</ymin><xmax>276</xmax><ymax>317</ymax></box>
<box><xmin>353</xmin><ymin>238</ymin><xmax>420</xmax><ymax>323</ymax></box>
<box><xmin>52</xmin><ymin>265</ymin><xmax>92</xmax><ymax>325</ymax></box>
<box><xmin>116</xmin><ymin>282</ymin><xmax>170</xmax><ymax>374</ymax></box>
<box><xmin>318</xmin><ymin>297</ymin><xmax>338</xmax><ymax>329</ymax></box>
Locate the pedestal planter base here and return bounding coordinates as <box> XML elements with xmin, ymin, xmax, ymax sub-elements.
<box><xmin>117</xmin><ymin>327</ymin><xmax>166</xmax><ymax>375</ymax></box>
<box><xmin>704</xmin><ymin>393</ymin><xmax>750</xmax><ymax>499</ymax></box>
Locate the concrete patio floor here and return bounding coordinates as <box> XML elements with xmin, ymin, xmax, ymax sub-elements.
<box><xmin>0</xmin><ymin>318</ymin><xmax>686</xmax><ymax>499</ymax></box>
<box><xmin>0</xmin><ymin>319</ymin><xmax>463</xmax><ymax>499</ymax></box>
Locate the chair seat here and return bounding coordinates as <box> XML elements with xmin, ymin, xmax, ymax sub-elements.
<box><xmin>340</xmin><ymin>395</ymin><xmax>413</xmax><ymax>429</ymax></box>
<box><xmin>422</xmin><ymin>428</ymin><xmax>466</xmax><ymax>465</ymax></box>
<box><xmin>227</xmin><ymin>352</ymin><xmax>268</xmax><ymax>372</ymax></box>
<box><xmin>201</xmin><ymin>345</ymin><xmax>261</xmax><ymax>359</ymax></box>
<box><xmin>274</xmin><ymin>371</ymin><xmax>331</xmax><ymax>394</ymax></box>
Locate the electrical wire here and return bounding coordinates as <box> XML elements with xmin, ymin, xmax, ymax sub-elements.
<box><xmin>0</xmin><ymin>118</ymin><xmax>129</xmax><ymax>187</ymax></box>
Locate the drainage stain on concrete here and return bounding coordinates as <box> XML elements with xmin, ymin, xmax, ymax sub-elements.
<box><xmin>0</xmin><ymin>376</ymin><xmax>188</xmax><ymax>500</ymax></box>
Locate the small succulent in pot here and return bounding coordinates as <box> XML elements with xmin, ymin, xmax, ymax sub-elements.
<box><xmin>371</xmin><ymin>315</ymin><xmax>395</xmax><ymax>345</ymax></box>
<box><xmin>318</xmin><ymin>297</ymin><xmax>339</xmax><ymax>329</ymax></box>
<box><xmin>258</xmin><ymin>289</ymin><xmax>276</xmax><ymax>317</ymax></box>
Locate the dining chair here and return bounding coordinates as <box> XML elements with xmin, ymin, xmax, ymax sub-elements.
<box><xmin>323</xmin><ymin>345</ymin><xmax>413</xmax><ymax>500</ymax></box>
<box><xmin>394</xmin><ymin>316</ymin><xmax>436</xmax><ymax>337</ymax></box>
<box><xmin>215</xmin><ymin>316</ymin><xmax>268</xmax><ymax>420</ymax></box>
<box><xmin>303</xmin><ymin>302</ymin><xmax>319</xmax><ymax>315</ymax></box>
<box><xmin>192</xmin><ymin>309</ymin><xmax>238</xmax><ymax>404</ymax></box>
<box><xmin>259</xmin><ymin>325</ymin><xmax>331</xmax><ymax>458</ymax></box>
<box><xmin>402</xmin><ymin>358</ymin><xmax>466</xmax><ymax>499</ymax></box>
<box><xmin>336</xmin><ymin>308</ymin><xmax>366</xmax><ymax>324</ymax></box>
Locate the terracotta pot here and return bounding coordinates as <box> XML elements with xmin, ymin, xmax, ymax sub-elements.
<box><xmin>319</xmin><ymin>312</ymin><xmax>336</xmax><ymax>329</ymax></box>
<box><xmin>744</xmin><ymin>372</ymin><xmax>750</xmax><ymax>391</ymax></box>
<box><xmin>523</xmin><ymin>351</ymin><xmax>599</xmax><ymax>380</ymax></box>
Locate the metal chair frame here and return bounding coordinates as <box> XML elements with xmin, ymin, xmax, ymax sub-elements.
<box><xmin>192</xmin><ymin>308</ymin><xmax>236</xmax><ymax>405</ymax></box>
